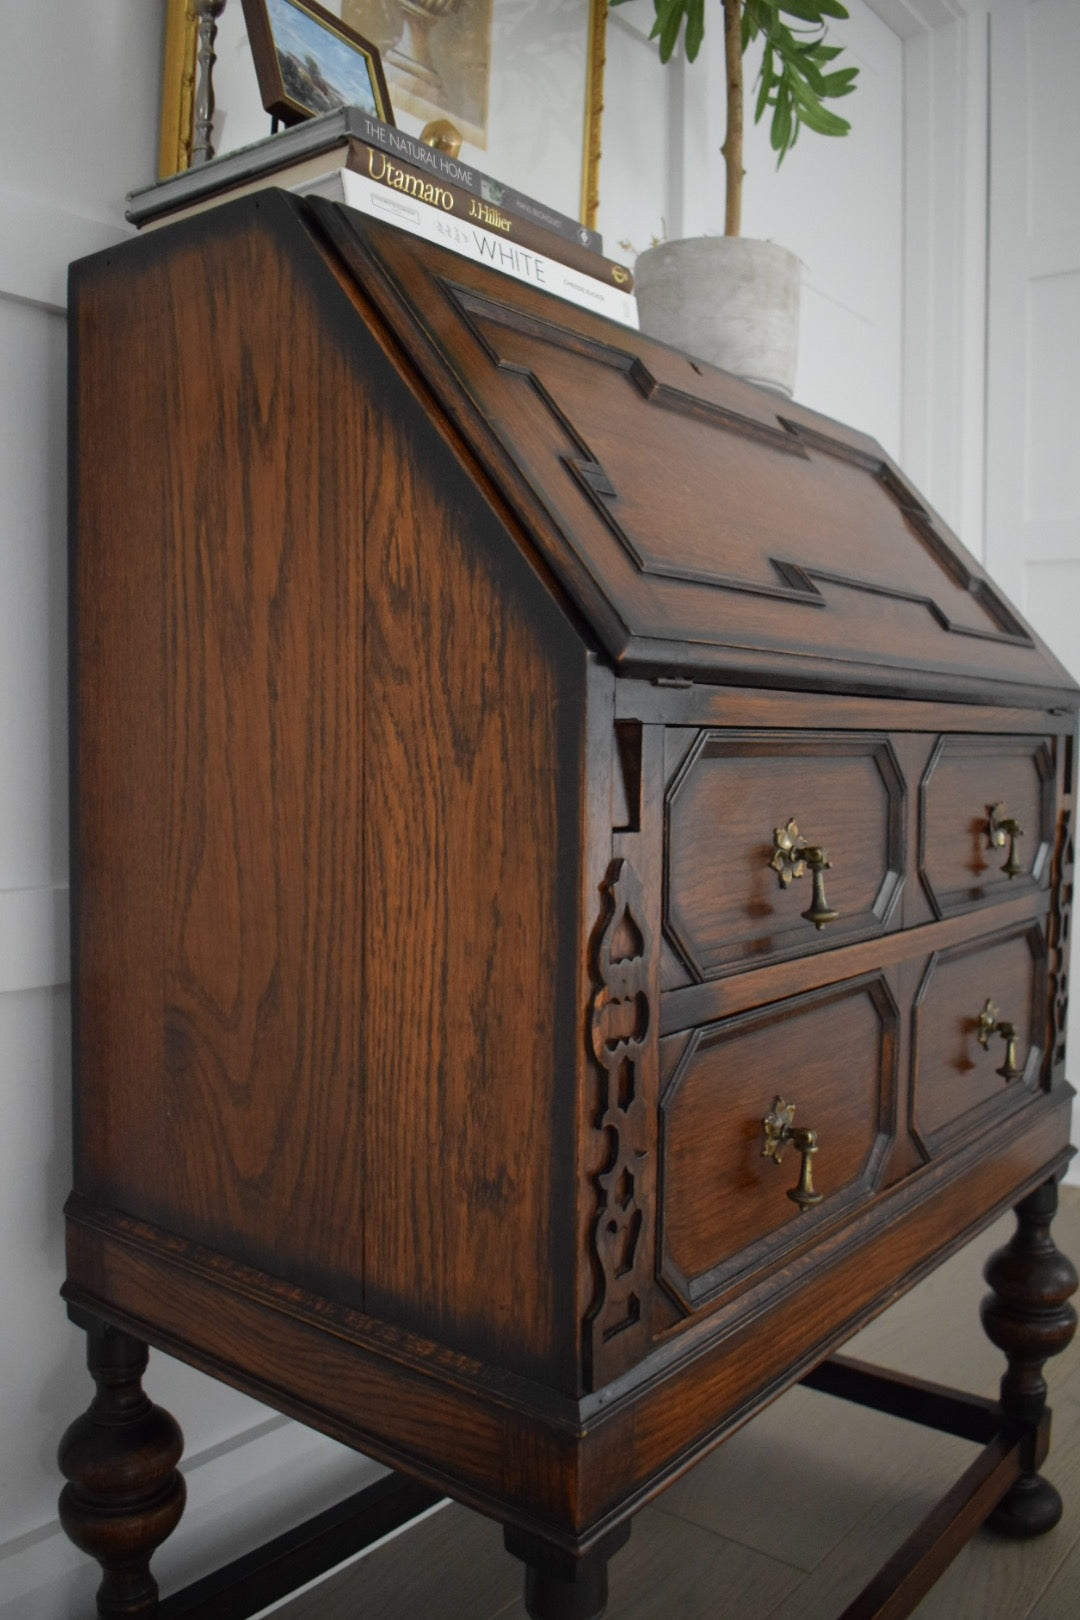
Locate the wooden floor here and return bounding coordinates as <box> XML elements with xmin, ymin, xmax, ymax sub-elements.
<box><xmin>265</xmin><ymin>1189</ymin><xmax>1080</xmax><ymax>1620</ymax></box>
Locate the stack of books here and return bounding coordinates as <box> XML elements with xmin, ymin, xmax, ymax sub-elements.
<box><xmin>127</xmin><ymin>107</ymin><xmax>637</xmax><ymax>329</ymax></box>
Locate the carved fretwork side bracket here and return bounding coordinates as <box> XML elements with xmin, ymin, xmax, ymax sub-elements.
<box><xmin>1049</xmin><ymin>738</ymin><xmax>1075</xmax><ymax>1078</ymax></box>
<box><xmin>586</xmin><ymin>858</ymin><xmax>655</xmax><ymax>1387</ymax></box>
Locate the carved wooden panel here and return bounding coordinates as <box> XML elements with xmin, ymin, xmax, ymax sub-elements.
<box><xmin>1050</xmin><ymin>807</ymin><xmax>1074</xmax><ymax>1074</ymax></box>
<box><xmin>586</xmin><ymin>859</ymin><xmax>655</xmax><ymax>1383</ymax></box>
<box><xmin>314</xmin><ymin>204</ymin><xmax>1079</xmax><ymax>697</ymax></box>
<box><xmin>919</xmin><ymin>735</ymin><xmax>1054</xmax><ymax>917</ymax></box>
<box><xmin>910</xmin><ymin>923</ymin><xmax>1048</xmax><ymax>1158</ymax></box>
<box><xmin>664</xmin><ymin>731</ymin><xmax>904</xmax><ymax>979</ymax></box>
<box><xmin>658</xmin><ymin>974</ymin><xmax>898</xmax><ymax>1312</ymax></box>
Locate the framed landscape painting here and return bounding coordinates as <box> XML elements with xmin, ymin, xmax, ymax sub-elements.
<box><xmin>241</xmin><ymin>0</ymin><xmax>394</xmax><ymax>126</ymax></box>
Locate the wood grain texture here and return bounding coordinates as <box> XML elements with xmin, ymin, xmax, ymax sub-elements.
<box><xmin>664</xmin><ymin>731</ymin><xmax>904</xmax><ymax>978</ymax></box>
<box><xmin>357</xmin><ymin>308</ymin><xmax>589</xmax><ymax>1384</ymax></box>
<box><xmin>659</xmin><ymin>973</ymin><xmax>897</xmax><ymax>1306</ymax></box>
<box><xmin>61</xmin><ymin>1090</ymin><xmax>1072</xmax><ymax>1544</ymax></box>
<box><xmin>64</xmin><ymin>193</ymin><xmax>1079</xmax><ymax>1613</ymax></box>
<box><xmin>73</xmin><ymin>200</ymin><xmax>368</xmax><ymax>1296</ymax></box>
<box><xmin>310</xmin><ymin>201</ymin><xmax>1079</xmax><ymax>704</ymax></box>
<box><xmin>911</xmin><ymin>922</ymin><xmax>1048</xmax><ymax>1154</ymax></box>
<box><xmin>919</xmin><ymin>735</ymin><xmax>1054</xmax><ymax>916</ymax></box>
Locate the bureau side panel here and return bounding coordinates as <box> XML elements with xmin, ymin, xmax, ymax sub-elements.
<box><xmin>70</xmin><ymin>206</ymin><xmax>369</xmax><ymax>1297</ymax></box>
<box><xmin>359</xmin><ymin>336</ymin><xmax>589</xmax><ymax>1391</ymax></box>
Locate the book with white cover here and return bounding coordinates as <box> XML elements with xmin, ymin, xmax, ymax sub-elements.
<box><xmin>298</xmin><ymin>168</ymin><xmax>638</xmax><ymax>330</ymax></box>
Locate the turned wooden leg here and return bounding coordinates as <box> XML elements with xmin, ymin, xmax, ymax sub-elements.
<box><xmin>980</xmin><ymin>1178</ymin><xmax>1078</xmax><ymax>1537</ymax></box>
<box><xmin>504</xmin><ymin>1522</ymin><xmax>631</xmax><ymax>1620</ymax></box>
<box><xmin>58</xmin><ymin>1313</ymin><xmax>186</xmax><ymax>1618</ymax></box>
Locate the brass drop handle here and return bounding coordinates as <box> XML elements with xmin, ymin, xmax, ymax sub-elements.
<box><xmin>977</xmin><ymin>998</ymin><xmax>1023</xmax><ymax>1082</ymax></box>
<box><xmin>987</xmin><ymin>803</ymin><xmax>1024</xmax><ymax>878</ymax></box>
<box><xmin>770</xmin><ymin>819</ymin><xmax>839</xmax><ymax>931</ymax></box>
<box><xmin>761</xmin><ymin>1096</ymin><xmax>824</xmax><ymax>1213</ymax></box>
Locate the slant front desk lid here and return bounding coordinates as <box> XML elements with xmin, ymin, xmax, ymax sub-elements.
<box><xmin>310</xmin><ymin>195</ymin><xmax>1074</xmax><ymax>705</ymax></box>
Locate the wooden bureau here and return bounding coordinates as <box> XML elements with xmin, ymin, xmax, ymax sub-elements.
<box><xmin>60</xmin><ymin>191</ymin><xmax>1078</xmax><ymax>1619</ymax></box>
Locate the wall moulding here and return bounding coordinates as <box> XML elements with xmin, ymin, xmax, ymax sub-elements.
<box><xmin>0</xmin><ymin>886</ymin><xmax>69</xmax><ymax>994</ymax></box>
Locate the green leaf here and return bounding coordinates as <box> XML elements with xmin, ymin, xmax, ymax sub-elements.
<box><xmin>771</xmin><ymin>86</ymin><xmax>793</xmax><ymax>154</ymax></box>
<box><xmin>793</xmin><ymin>95</ymin><xmax>852</xmax><ymax>135</ymax></box>
<box><xmin>656</xmin><ymin>0</ymin><xmax>689</xmax><ymax>62</ymax></box>
<box><xmin>798</xmin><ymin>56</ymin><xmax>829</xmax><ymax>96</ymax></box>
<box><xmin>778</xmin><ymin>0</ymin><xmax>849</xmax><ymax>18</ymax></box>
<box><xmin>684</xmin><ymin>0</ymin><xmax>706</xmax><ymax>62</ymax></box>
<box><xmin>756</xmin><ymin>45</ymin><xmax>776</xmax><ymax>121</ymax></box>
<box><xmin>821</xmin><ymin>67</ymin><xmax>859</xmax><ymax>94</ymax></box>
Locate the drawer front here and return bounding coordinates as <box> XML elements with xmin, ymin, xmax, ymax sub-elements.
<box><xmin>919</xmin><ymin>735</ymin><xmax>1054</xmax><ymax>917</ymax></box>
<box><xmin>658</xmin><ymin>973</ymin><xmax>898</xmax><ymax>1311</ymax></box>
<box><xmin>664</xmin><ymin>731</ymin><xmax>904</xmax><ymax>979</ymax></box>
<box><xmin>910</xmin><ymin>922</ymin><xmax>1048</xmax><ymax>1157</ymax></box>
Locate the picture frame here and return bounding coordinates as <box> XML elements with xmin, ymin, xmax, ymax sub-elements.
<box><xmin>240</xmin><ymin>0</ymin><xmax>394</xmax><ymax>127</ymax></box>
<box><xmin>158</xmin><ymin>1</ymin><xmax>608</xmax><ymax>231</ymax></box>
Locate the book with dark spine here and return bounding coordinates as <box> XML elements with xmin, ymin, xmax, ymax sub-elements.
<box><xmin>128</xmin><ymin>106</ymin><xmax>603</xmax><ymax>254</ymax></box>
<box><xmin>301</xmin><ymin>167</ymin><xmax>637</xmax><ymax>328</ymax></box>
<box><xmin>351</xmin><ymin>143</ymin><xmax>631</xmax><ymax>291</ymax></box>
<box><xmin>351</xmin><ymin>110</ymin><xmax>604</xmax><ymax>254</ymax></box>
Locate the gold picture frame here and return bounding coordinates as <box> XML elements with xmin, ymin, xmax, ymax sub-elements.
<box><xmin>159</xmin><ymin>0</ymin><xmax>609</xmax><ymax>230</ymax></box>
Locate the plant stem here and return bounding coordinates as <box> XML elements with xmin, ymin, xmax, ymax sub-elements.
<box><xmin>721</xmin><ymin>0</ymin><xmax>744</xmax><ymax>236</ymax></box>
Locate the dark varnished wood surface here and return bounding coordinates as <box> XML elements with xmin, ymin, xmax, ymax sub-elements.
<box><xmin>72</xmin><ymin>206</ymin><xmax>369</xmax><ymax>1293</ymax></box>
<box><xmin>356</xmin><ymin>291</ymin><xmax>589</xmax><ymax>1385</ymax></box>
<box><xmin>664</xmin><ymin>730</ymin><xmax>904</xmax><ymax>978</ymax></box>
<box><xmin>311</xmin><ymin>199</ymin><xmax>1075</xmax><ymax>703</ymax></box>
<box><xmin>62</xmin><ymin>1089</ymin><xmax>1073</xmax><ymax>1545</ymax></box>
<box><xmin>71</xmin><ymin>195</ymin><xmax>595</xmax><ymax>1390</ymax></box>
<box><xmin>64</xmin><ymin>192</ymin><xmax>1078</xmax><ymax>1610</ymax></box>
<box><xmin>911</xmin><ymin>922</ymin><xmax>1048</xmax><ymax>1154</ymax></box>
<box><xmin>919</xmin><ymin>734</ymin><xmax>1054</xmax><ymax>915</ymax></box>
<box><xmin>659</xmin><ymin>973</ymin><xmax>896</xmax><ymax>1307</ymax></box>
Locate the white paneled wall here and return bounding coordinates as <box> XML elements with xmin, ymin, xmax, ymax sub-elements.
<box><xmin>2</xmin><ymin>2</ymin><xmax>1079</xmax><ymax>1616</ymax></box>
<box><xmin>0</xmin><ymin>6</ymin><xmax>381</xmax><ymax>1618</ymax></box>
<box><xmin>983</xmin><ymin>0</ymin><xmax>1080</xmax><ymax>1160</ymax></box>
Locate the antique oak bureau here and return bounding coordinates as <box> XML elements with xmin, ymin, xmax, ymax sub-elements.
<box><xmin>61</xmin><ymin>191</ymin><xmax>1078</xmax><ymax>1619</ymax></box>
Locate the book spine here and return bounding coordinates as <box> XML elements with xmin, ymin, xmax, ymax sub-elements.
<box><xmin>325</xmin><ymin>169</ymin><xmax>637</xmax><ymax>329</ymax></box>
<box><xmin>348</xmin><ymin>111</ymin><xmax>604</xmax><ymax>254</ymax></box>
<box><xmin>349</xmin><ymin>144</ymin><xmax>633</xmax><ymax>292</ymax></box>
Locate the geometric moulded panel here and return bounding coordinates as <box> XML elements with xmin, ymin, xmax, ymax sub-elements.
<box><xmin>665</xmin><ymin>731</ymin><xmax>905</xmax><ymax>980</ymax></box>
<box><xmin>659</xmin><ymin>972</ymin><xmax>898</xmax><ymax>1312</ymax></box>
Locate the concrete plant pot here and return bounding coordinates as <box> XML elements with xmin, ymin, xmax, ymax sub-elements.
<box><xmin>633</xmin><ymin>236</ymin><xmax>802</xmax><ymax>396</ymax></box>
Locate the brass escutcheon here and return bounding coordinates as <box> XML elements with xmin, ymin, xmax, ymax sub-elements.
<box><xmin>770</xmin><ymin>820</ymin><xmax>839</xmax><ymax>930</ymax></box>
<box><xmin>987</xmin><ymin>803</ymin><xmax>1024</xmax><ymax>879</ymax></box>
<box><xmin>761</xmin><ymin>1096</ymin><xmax>824</xmax><ymax>1213</ymax></box>
<box><xmin>977</xmin><ymin>997</ymin><xmax>1023</xmax><ymax>1082</ymax></box>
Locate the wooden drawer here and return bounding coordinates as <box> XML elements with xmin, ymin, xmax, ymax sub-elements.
<box><xmin>910</xmin><ymin>920</ymin><xmax>1048</xmax><ymax>1157</ymax></box>
<box><xmin>658</xmin><ymin>972</ymin><xmax>898</xmax><ymax>1311</ymax></box>
<box><xmin>918</xmin><ymin>735</ymin><xmax>1054</xmax><ymax>917</ymax></box>
<box><xmin>664</xmin><ymin>731</ymin><xmax>905</xmax><ymax>979</ymax></box>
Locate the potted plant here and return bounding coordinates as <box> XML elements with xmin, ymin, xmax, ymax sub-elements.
<box><xmin>611</xmin><ymin>0</ymin><xmax>859</xmax><ymax>394</ymax></box>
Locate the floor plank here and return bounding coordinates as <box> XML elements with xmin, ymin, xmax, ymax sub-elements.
<box><xmin>491</xmin><ymin>1510</ymin><xmax>801</xmax><ymax>1620</ymax></box>
<box><xmin>657</xmin><ymin>1386</ymin><xmax>976</xmax><ymax>1575</ymax></box>
<box><xmin>258</xmin><ymin>1503</ymin><xmax>519</xmax><ymax>1620</ymax></box>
